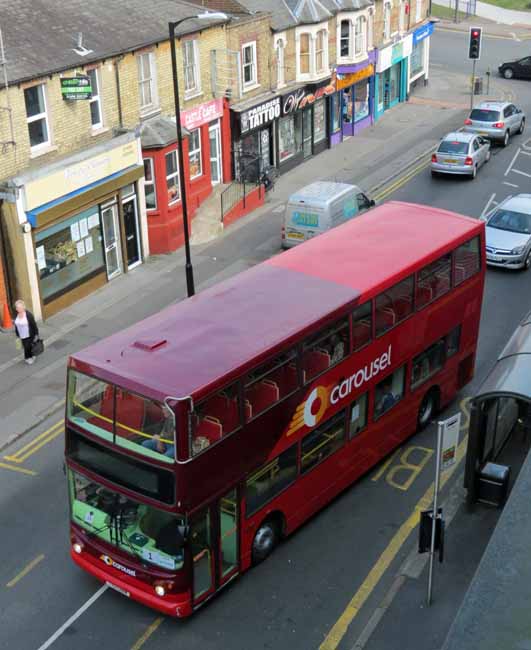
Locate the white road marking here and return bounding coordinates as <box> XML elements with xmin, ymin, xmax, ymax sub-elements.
<box><xmin>36</xmin><ymin>585</ymin><xmax>108</xmax><ymax>650</ymax></box>
<box><xmin>271</xmin><ymin>204</ymin><xmax>285</xmax><ymax>213</ymax></box>
<box><xmin>522</xmin><ymin>136</ymin><xmax>531</xmax><ymax>151</ymax></box>
<box><xmin>481</xmin><ymin>193</ymin><xmax>497</xmax><ymax>218</ymax></box>
<box><xmin>510</xmin><ymin>169</ymin><xmax>531</xmax><ymax>178</ymax></box>
<box><xmin>505</xmin><ymin>147</ymin><xmax>521</xmax><ymax>177</ymax></box>
<box><xmin>503</xmin><ymin>181</ymin><xmax>519</xmax><ymax>188</ymax></box>
<box><xmin>519</xmin><ymin>150</ymin><xmax>531</xmax><ymax>157</ymax></box>
<box><xmin>509</xmin><ymin>32</ymin><xmax>520</xmax><ymax>42</ymax></box>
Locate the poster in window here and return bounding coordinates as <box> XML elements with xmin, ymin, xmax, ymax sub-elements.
<box><xmin>36</xmin><ymin>245</ymin><xmax>46</xmax><ymax>271</ymax></box>
<box><xmin>79</xmin><ymin>218</ymin><xmax>89</xmax><ymax>239</ymax></box>
<box><xmin>84</xmin><ymin>236</ymin><xmax>94</xmax><ymax>254</ymax></box>
<box><xmin>70</xmin><ymin>222</ymin><xmax>81</xmax><ymax>242</ymax></box>
<box><xmin>87</xmin><ymin>213</ymin><xmax>100</xmax><ymax>230</ymax></box>
<box><xmin>76</xmin><ymin>240</ymin><xmax>86</xmax><ymax>258</ymax></box>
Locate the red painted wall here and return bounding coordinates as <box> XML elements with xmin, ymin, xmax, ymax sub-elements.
<box><xmin>223</xmin><ymin>185</ymin><xmax>265</xmax><ymax>228</ymax></box>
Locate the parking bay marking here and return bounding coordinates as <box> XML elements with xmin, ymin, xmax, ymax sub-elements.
<box><xmin>0</xmin><ymin>461</ymin><xmax>37</xmax><ymax>476</ymax></box>
<box><xmin>4</xmin><ymin>420</ymin><xmax>63</xmax><ymax>464</ymax></box>
<box><xmin>131</xmin><ymin>618</ymin><xmax>164</xmax><ymax>650</ymax></box>
<box><xmin>6</xmin><ymin>554</ymin><xmax>45</xmax><ymax>588</ymax></box>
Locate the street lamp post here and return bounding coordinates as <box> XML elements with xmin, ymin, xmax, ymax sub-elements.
<box><xmin>168</xmin><ymin>12</ymin><xmax>227</xmax><ymax>297</ymax></box>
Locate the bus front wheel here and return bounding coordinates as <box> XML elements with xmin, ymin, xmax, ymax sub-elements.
<box><xmin>417</xmin><ymin>389</ymin><xmax>439</xmax><ymax>431</ymax></box>
<box><xmin>252</xmin><ymin>519</ymin><xmax>279</xmax><ymax>564</ymax></box>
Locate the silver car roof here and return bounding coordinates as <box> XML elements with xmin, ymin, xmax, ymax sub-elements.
<box><xmin>441</xmin><ymin>132</ymin><xmax>475</xmax><ymax>143</ymax></box>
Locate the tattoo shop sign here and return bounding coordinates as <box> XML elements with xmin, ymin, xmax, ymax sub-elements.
<box><xmin>239</xmin><ymin>97</ymin><xmax>281</xmax><ymax>135</ymax></box>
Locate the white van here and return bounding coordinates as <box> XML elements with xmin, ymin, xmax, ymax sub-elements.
<box><xmin>281</xmin><ymin>181</ymin><xmax>374</xmax><ymax>248</ymax></box>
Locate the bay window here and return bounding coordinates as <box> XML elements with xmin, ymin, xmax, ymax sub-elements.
<box><xmin>340</xmin><ymin>20</ymin><xmax>351</xmax><ymax>57</ymax></box>
<box><xmin>300</xmin><ymin>34</ymin><xmax>310</xmax><ymax>74</ymax></box>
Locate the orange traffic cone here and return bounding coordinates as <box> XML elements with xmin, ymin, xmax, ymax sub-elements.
<box><xmin>2</xmin><ymin>302</ymin><xmax>13</xmax><ymax>330</ymax></box>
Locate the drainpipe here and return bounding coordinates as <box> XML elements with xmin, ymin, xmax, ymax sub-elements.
<box><xmin>114</xmin><ymin>55</ymin><xmax>125</xmax><ymax>129</ymax></box>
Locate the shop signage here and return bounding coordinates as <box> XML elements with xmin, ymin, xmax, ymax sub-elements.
<box><xmin>24</xmin><ymin>139</ymin><xmax>140</xmax><ymax>211</ymax></box>
<box><xmin>413</xmin><ymin>22</ymin><xmax>434</xmax><ymax>46</ymax></box>
<box><xmin>180</xmin><ymin>98</ymin><xmax>223</xmax><ymax>131</ymax></box>
<box><xmin>61</xmin><ymin>76</ymin><xmax>92</xmax><ymax>100</ymax></box>
<box><xmin>376</xmin><ymin>34</ymin><xmax>413</xmax><ymax>73</ymax></box>
<box><xmin>336</xmin><ymin>64</ymin><xmax>375</xmax><ymax>91</ymax></box>
<box><xmin>240</xmin><ymin>97</ymin><xmax>281</xmax><ymax>135</ymax></box>
<box><xmin>281</xmin><ymin>82</ymin><xmax>335</xmax><ymax>116</ymax></box>
<box><xmin>392</xmin><ymin>42</ymin><xmax>403</xmax><ymax>64</ymax></box>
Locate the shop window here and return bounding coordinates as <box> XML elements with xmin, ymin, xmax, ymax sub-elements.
<box><xmin>352</xmin><ymin>301</ymin><xmax>372</xmax><ymax>351</ymax></box>
<box><xmin>383</xmin><ymin>2</ymin><xmax>391</xmax><ymax>41</ymax></box>
<box><xmin>411</xmin><ymin>339</ymin><xmax>445</xmax><ymax>389</ymax></box>
<box><xmin>454</xmin><ymin>237</ymin><xmax>480</xmax><ymax>285</ymax></box>
<box><xmin>410</xmin><ymin>40</ymin><xmax>425</xmax><ymax>78</ymax></box>
<box><xmin>331</xmin><ymin>93</ymin><xmax>341</xmax><ymax>132</ymax></box>
<box><xmin>279</xmin><ymin>114</ymin><xmax>301</xmax><ymax>162</ymax></box>
<box><xmin>143</xmin><ymin>158</ymin><xmax>157</xmax><ymax>211</ymax></box>
<box><xmin>354</xmin><ymin>80</ymin><xmax>370</xmax><ymax>122</ymax></box>
<box><xmin>192</xmin><ymin>383</ymin><xmax>241</xmax><ymax>456</ymax></box>
<box><xmin>183</xmin><ymin>39</ymin><xmax>201</xmax><ymax>96</ymax></box>
<box><xmin>165</xmin><ymin>150</ymin><xmax>180</xmax><ymax>205</ymax></box>
<box><xmin>416</xmin><ymin>254</ymin><xmax>451</xmax><ymax>309</ymax></box>
<box><xmin>188</xmin><ymin>129</ymin><xmax>202</xmax><ymax>179</ymax></box>
<box><xmin>244</xmin><ymin>349</ymin><xmax>298</xmax><ymax>420</ymax></box>
<box><xmin>316</xmin><ymin>30</ymin><xmax>327</xmax><ymax>73</ymax></box>
<box><xmin>245</xmin><ymin>445</ymin><xmax>297</xmax><ymax>517</ymax></box>
<box><xmin>301</xmin><ymin>410</ymin><xmax>346</xmax><ymax>474</ymax></box>
<box><xmin>375</xmin><ymin>276</ymin><xmax>414</xmax><ymax>336</ymax></box>
<box><xmin>24</xmin><ymin>84</ymin><xmax>50</xmax><ymax>149</ymax></box>
<box><xmin>88</xmin><ymin>68</ymin><xmax>103</xmax><ymax>129</ymax></box>
<box><xmin>340</xmin><ymin>20</ymin><xmax>351</xmax><ymax>58</ymax></box>
<box><xmin>299</xmin><ymin>33</ymin><xmax>311</xmax><ymax>75</ymax></box>
<box><xmin>313</xmin><ymin>99</ymin><xmax>326</xmax><ymax>143</ymax></box>
<box><xmin>242</xmin><ymin>42</ymin><xmax>257</xmax><ymax>88</ymax></box>
<box><xmin>35</xmin><ymin>207</ymin><xmax>105</xmax><ymax>304</ymax></box>
<box><xmin>349</xmin><ymin>393</ymin><xmax>368</xmax><ymax>438</ymax></box>
<box><xmin>302</xmin><ymin>317</ymin><xmax>350</xmax><ymax>382</ymax></box>
<box><xmin>137</xmin><ymin>52</ymin><xmax>158</xmax><ymax>114</ymax></box>
<box><xmin>374</xmin><ymin>366</ymin><xmax>405</xmax><ymax>420</ymax></box>
<box><xmin>354</xmin><ymin>17</ymin><xmax>366</xmax><ymax>56</ymax></box>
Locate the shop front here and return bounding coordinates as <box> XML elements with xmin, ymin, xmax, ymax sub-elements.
<box><xmin>409</xmin><ymin>22</ymin><xmax>434</xmax><ymax>94</ymax></box>
<box><xmin>0</xmin><ymin>132</ymin><xmax>146</xmax><ymax>320</ymax></box>
<box><xmin>375</xmin><ymin>35</ymin><xmax>412</xmax><ymax>120</ymax></box>
<box><xmin>330</xmin><ymin>50</ymin><xmax>377</xmax><ymax>146</ymax></box>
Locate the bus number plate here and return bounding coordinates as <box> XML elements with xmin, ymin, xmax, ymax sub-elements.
<box><xmin>106</xmin><ymin>581</ymin><xmax>130</xmax><ymax>598</ymax></box>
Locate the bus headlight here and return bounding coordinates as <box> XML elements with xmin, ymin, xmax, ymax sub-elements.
<box><xmin>73</xmin><ymin>542</ymin><xmax>83</xmax><ymax>554</ymax></box>
<box><xmin>154</xmin><ymin>584</ymin><xmax>166</xmax><ymax>597</ymax></box>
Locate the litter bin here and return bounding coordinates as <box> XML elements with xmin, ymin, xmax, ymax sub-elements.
<box><xmin>477</xmin><ymin>462</ymin><xmax>510</xmax><ymax>507</ymax></box>
<box><xmin>474</xmin><ymin>77</ymin><xmax>483</xmax><ymax>95</ymax></box>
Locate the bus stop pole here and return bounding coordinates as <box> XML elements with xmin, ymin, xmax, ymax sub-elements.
<box><xmin>427</xmin><ymin>423</ymin><xmax>443</xmax><ymax>606</ymax></box>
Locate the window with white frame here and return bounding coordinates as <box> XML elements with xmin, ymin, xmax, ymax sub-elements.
<box><xmin>399</xmin><ymin>0</ymin><xmax>407</xmax><ymax>32</ymax></box>
<box><xmin>183</xmin><ymin>39</ymin><xmax>201</xmax><ymax>95</ymax></box>
<box><xmin>188</xmin><ymin>129</ymin><xmax>202</xmax><ymax>179</ymax></box>
<box><xmin>143</xmin><ymin>158</ymin><xmax>157</xmax><ymax>211</ymax></box>
<box><xmin>166</xmin><ymin>150</ymin><xmax>180</xmax><ymax>204</ymax></box>
<box><xmin>24</xmin><ymin>84</ymin><xmax>50</xmax><ymax>149</ymax></box>
<box><xmin>137</xmin><ymin>52</ymin><xmax>158</xmax><ymax>113</ymax></box>
<box><xmin>88</xmin><ymin>68</ymin><xmax>103</xmax><ymax>129</ymax></box>
<box><xmin>276</xmin><ymin>37</ymin><xmax>285</xmax><ymax>88</ymax></box>
<box><xmin>340</xmin><ymin>20</ymin><xmax>351</xmax><ymax>58</ymax></box>
<box><xmin>242</xmin><ymin>42</ymin><xmax>257</xmax><ymax>87</ymax></box>
<box><xmin>355</xmin><ymin>16</ymin><xmax>366</xmax><ymax>56</ymax></box>
<box><xmin>415</xmin><ymin>0</ymin><xmax>422</xmax><ymax>22</ymax></box>
<box><xmin>368</xmin><ymin>10</ymin><xmax>374</xmax><ymax>49</ymax></box>
<box><xmin>383</xmin><ymin>2</ymin><xmax>392</xmax><ymax>40</ymax></box>
<box><xmin>299</xmin><ymin>33</ymin><xmax>311</xmax><ymax>74</ymax></box>
<box><xmin>316</xmin><ymin>30</ymin><xmax>326</xmax><ymax>73</ymax></box>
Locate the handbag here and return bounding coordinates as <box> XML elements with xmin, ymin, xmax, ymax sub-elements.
<box><xmin>32</xmin><ymin>338</ymin><xmax>44</xmax><ymax>356</ymax></box>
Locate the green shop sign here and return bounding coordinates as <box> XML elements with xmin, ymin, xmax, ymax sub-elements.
<box><xmin>391</xmin><ymin>42</ymin><xmax>403</xmax><ymax>64</ymax></box>
<box><xmin>61</xmin><ymin>76</ymin><xmax>92</xmax><ymax>100</ymax></box>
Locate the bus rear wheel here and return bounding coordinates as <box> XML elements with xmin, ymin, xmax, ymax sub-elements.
<box><xmin>417</xmin><ymin>389</ymin><xmax>439</xmax><ymax>431</ymax></box>
<box><xmin>252</xmin><ymin>519</ymin><xmax>279</xmax><ymax>564</ymax></box>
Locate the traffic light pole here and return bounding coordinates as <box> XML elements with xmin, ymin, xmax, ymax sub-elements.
<box><xmin>470</xmin><ymin>59</ymin><xmax>477</xmax><ymax>111</ymax></box>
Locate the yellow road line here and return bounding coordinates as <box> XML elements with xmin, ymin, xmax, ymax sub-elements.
<box><xmin>6</xmin><ymin>554</ymin><xmax>45</xmax><ymax>588</ymax></box>
<box><xmin>319</xmin><ymin>434</ymin><xmax>468</xmax><ymax>650</ymax></box>
<box><xmin>373</xmin><ymin>159</ymin><xmax>431</xmax><ymax>202</ymax></box>
<box><xmin>4</xmin><ymin>420</ymin><xmax>63</xmax><ymax>463</ymax></box>
<box><xmin>0</xmin><ymin>461</ymin><xmax>37</xmax><ymax>476</ymax></box>
<box><xmin>130</xmin><ymin>617</ymin><xmax>164</xmax><ymax>650</ymax></box>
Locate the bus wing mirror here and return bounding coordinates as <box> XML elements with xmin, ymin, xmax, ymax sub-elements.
<box><xmin>369</xmin><ymin>199</ymin><xmax>376</xmax><ymax>207</ymax></box>
<box><xmin>178</xmin><ymin>525</ymin><xmax>190</xmax><ymax>542</ymax></box>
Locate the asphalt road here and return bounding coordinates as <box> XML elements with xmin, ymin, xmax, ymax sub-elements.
<box><xmin>2</xmin><ymin>30</ymin><xmax>531</xmax><ymax>650</ymax></box>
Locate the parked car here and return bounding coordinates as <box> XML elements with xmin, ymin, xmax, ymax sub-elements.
<box><xmin>281</xmin><ymin>182</ymin><xmax>374</xmax><ymax>248</ymax></box>
<box><xmin>482</xmin><ymin>194</ymin><xmax>531</xmax><ymax>270</ymax></box>
<box><xmin>499</xmin><ymin>56</ymin><xmax>531</xmax><ymax>80</ymax></box>
<box><xmin>463</xmin><ymin>101</ymin><xmax>525</xmax><ymax>146</ymax></box>
<box><xmin>431</xmin><ymin>132</ymin><xmax>490</xmax><ymax>179</ymax></box>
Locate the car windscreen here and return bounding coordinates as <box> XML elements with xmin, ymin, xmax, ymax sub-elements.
<box><xmin>438</xmin><ymin>141</ymin><xmax>469</xmax><ymax>155</ymax></box>
<box><xmin>488</xmin><ymin>209</ymin><xmax>531</xmax><ymax>234</ymax></box>
<box><xmin>470</xmin><ymin>109</ymin><xmax>500</xmax><ymax>122</ymax></box>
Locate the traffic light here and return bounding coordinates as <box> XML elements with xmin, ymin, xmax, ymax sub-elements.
<box><xmin>468</xmin><ymin>27</ymin><xmax>482</xmax><ymax>60</ymax></box>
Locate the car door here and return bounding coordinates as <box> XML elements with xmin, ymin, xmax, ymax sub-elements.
<box><xmin>503</xmin><ymin>105</ymin><xmax>515</xmax><ymax>133</ymax></box>
<box><xmin>472</xmin><ymin>138</ymin><xmax>482</xmax><ymax>166</ymax></box>
<box><xmin>517</xmin><ymin>57</ymin><xmax>531</xmax><ymax>79</ymax></box>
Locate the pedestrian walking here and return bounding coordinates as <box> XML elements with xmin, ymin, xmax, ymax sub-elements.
<box><xmin>13</xmin><ymin>299</ymin><xmax>40</xmax><ymax>365</ymax></box>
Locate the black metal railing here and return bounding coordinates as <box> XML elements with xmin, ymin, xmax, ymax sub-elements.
<box><xmin>220</xmin><ymin>179</ymin><xmax>263</xmax><ymax>222</ymax></box>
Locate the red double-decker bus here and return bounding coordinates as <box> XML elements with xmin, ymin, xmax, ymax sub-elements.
<box><xmin>65</xmin><ymin>201</ymin><xmax>485</xmax><ymax>617</ymax></box>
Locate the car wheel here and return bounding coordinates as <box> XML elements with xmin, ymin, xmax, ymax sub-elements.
<box><xmin>417</xmin><ymin>389</ymin><xmax>438</xmax><ymax>431</ymax></box>
<box><xmin>503</xmin><ymin>67</ymin><xmax>514</xmax><ymax>79</ymax></box>
<box><xmin>519</xmin><ymin>118</ymin><xmax>526</xmax><ymax>134</ymax></box>
<box><xmin>471</xmin><ymin>164</ymin><xmax>477</xmax><ymax>179</ymax></box>
<box><xmin>524</xmin><ymin>251</ymin><xmax>531</xmax><ymax>270</ymax></box>
<box><xmin>486</xmin><ymin>149</ymin><xmax>491</xmax><ymax>163</ymax></box>
<box><xmin>503</xmin><ymin>130</ymin><xmax>510</xmax><ymax>147</ymax></box>
<box><xmin>252</xmin><ymin>519</ymin><xmax>279</xmax><ymax>564</ymax></box>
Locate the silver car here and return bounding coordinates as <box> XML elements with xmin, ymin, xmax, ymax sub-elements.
<box><xmin>483</xmin><ymin>194</ymin><xmax>531</xmax><ymax>270</ymax></box>
<box><xmin>431</xmin><ymin>132</ymin><xmax>490</xmax><ymax>178</ymax></box>
<box><xmin>463</xmin><ymin>101</ymin><xmax>525</xmax><ymax>146</ymax></box>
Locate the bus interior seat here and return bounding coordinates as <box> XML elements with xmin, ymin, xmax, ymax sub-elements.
<box><xmin>201</xmin><ymin>393</ymin><xmax>239</xmax><ymax>434</ymax></box>
<box><xmin>115</xmin><ymin>393</ymin><xmax>145</xmax><ymax>441</ymax></box>
<box><xmin>376</xmin><ymin>307</ymin><xmax>395</xmax><ymax>332</ymax></box>
<box><xmin>195</xmin><ymin>416</ymin><xmax>223</xmax><ymax>444</ymax></box>
<box><xmin>267</xmin><ymin>364</ymin><xmax>298</xmax><ymax>398</ymax></box>
<box><xmin>245</xmin><ymin>380</ymin><xmax>280</xmax><ymax>414</ymax></box>
<box><xmin>416</xmin><ymin>284</ymin><xmax>433</xmax><ymax>308</ymax></box>
<box><xmin>302</xmin><ymin>350</ymin><xmax>330</xmax><ymax>379</ymax></box>
<box><xmin>352</xmin><ymin>319</ymin><xmax>371</xmax><ymax>349</ymax></box>
<box><xmin>394</xmin><ymin>295</ymin><xmax>412</xmax><ymax>320</ymax></box>
<box><xmin>244</xmin><ymin>399</ymin><xmax>253</xmax><ymax>421</ymax></box>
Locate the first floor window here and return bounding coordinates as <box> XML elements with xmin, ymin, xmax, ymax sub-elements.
<box><xmin>24</xmin><ymin>84</ymin><xmax>50</xmax><ymax>148</ymax></box>
<box><xmin>276</xmin><ymin>39</ymin><xmax>285</xmax><ymax>87</ymax></box>
<box><xmin>143</xmin><ymin>158</ymin><xmax>156</xmax><ymax>211</ymax></box>
<box><xmin>88</xmin><ymin>68</ymin><xmax>103</xmax><ymax>128</ymax></box>
<box><xmin>165</xmin><ymin>150</ymin><xmax>180</xmax><ymax>204</ymax></box>
<box><xmin>354</xmin><ymin>17</ymin><xmax>365</xmax><ymax>56</ymax></box>
<box><xmin>242</xmin><ymin>42</ymin><xmax>257</xmax><ymax>87</ymax></box>
<box><xmin>384</xmin><ymin>2</ymin><xmax>391</xmax><ymax>40</ymax></box>
<box><xmin>137</xmin><ymin>52</ymin><xmax>158</xmax><ymax>112</ymax></box>
<box><xmin>340</xmin><ymin>20</ymin><xmax>351</xmax><ymax>58</ymax></box>
<box><xmin>316</xmin><ymin>30</ymin><xmax>326</xmax><ymax>73</ymax></box>
<box><xmin>299</xmin><ymin>33</ymin><xmax>310</xmax><ymax>74</ymax></box>
<box><xmin>188</xmin><ymin>129</ymin><xmax>202</xmax><ymax>179</ymax></box>
<box><xmin>183</xmin><ymin>39</ymin><xmax>200</xmax><ymax>95</ymax></box>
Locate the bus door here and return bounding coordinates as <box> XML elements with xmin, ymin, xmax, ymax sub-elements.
<box><xmin>190</xmin><ymin>508</ymin><xmax>215</xmax><ymax>606</ymax></box>
<box><xmin>217</xmin><ymin>487</ymin><xmax>239</xmax><ymax>586</ymax></box>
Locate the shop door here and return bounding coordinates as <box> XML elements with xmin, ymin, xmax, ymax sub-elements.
<box><xmin>302</xmin><ymin>109</ymin><xmax>313</xmax><ymax>158</ymax></box>
<box><xmin>259</xmin><ymin>128</ymin><xmax>271</xmax><ymax>172</ymax></box>
<box><xmin>122</xmin><ymin>196</ymin><xmax>141</xmax><ymax>270</ymax></box>
<box><xmin>100</xmin><ymin>203</ymin><xmax>122</xmax><ymax>280</ymax></box>
<box><xmin>209</xmin><ymin>121</ymin><xmax>222</xmax><ymax>185</ymax></box>
<box><xmin>383</xmin><ymin>69</ymin><xmax>391</xmax><ymax>110</ymax></box>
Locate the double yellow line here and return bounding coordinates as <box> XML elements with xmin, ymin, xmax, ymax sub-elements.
<box><xmin>372</xmin><ymin>154</ymin><xmax>433</xmax><ymax>203</ymax></box>
<box><xmin>4</xmin><ymin>420</ymin><xmax>63</xmax><ymax>465</ymax></box>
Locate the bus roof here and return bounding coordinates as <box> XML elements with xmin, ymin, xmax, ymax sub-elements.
<box><xmin>70</xmin><ymin>201</ymin><xmax>482</xmax><ymax>402</ymax></box>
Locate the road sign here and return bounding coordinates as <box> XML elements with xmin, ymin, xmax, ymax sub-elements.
<box><xmin>468</xmin><ymin>27</ymin><xmax>482</xmax><ymax>60</ymax></box>
<box><xmin>61</xmin><ymin>76</ymin><xmax>92</xmax><ymax>101</ymax></box>
<box><xmin>441</xmin><ymin>413</ymin><xmax>461</xmax><ymax>471</ymax></box>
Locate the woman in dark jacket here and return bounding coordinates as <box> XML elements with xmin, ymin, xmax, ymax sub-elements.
<box><xmin>14</xmin><ymin>300</ymin><xmax>39</xmax><ymax>365</ymax></box>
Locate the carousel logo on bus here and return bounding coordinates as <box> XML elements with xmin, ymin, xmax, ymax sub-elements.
<box><xmin>100</xmin><ymin>555</ymin><xmax>136</xmax><ymax>577</ymax></box>
<box><xmin>286</xmin><ymin>346</ymin><xmax>392</xmax><ymax>437</ymax></box>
